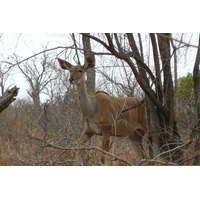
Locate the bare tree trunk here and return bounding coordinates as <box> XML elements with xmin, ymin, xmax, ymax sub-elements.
<box><xmin>82</xmin><ymin>33</ymin><xmax>96</xmax><ymax>94</ymax></box>
<box><xmin>157</xmin><ymin>34</ymin><xmax>175</xmax><ymax>124</ymax></box>
<box><xmin>171</xmin><ymin>35</ymin><xmax>178</xmax><ymax>125</ymax></box>
<box><xmin>157</xmin><ymin>34</ymin><xmax>182</xmax><ymax>161</ymax></box>
<box><xmin>0</xmin><ymin>86</ymin><xmax>19</xmax><ymax>113</ymax></box>
<box><xmin>191</xmin><ymin>34</ymin><xmax>200</xmax><ymax>164</ymax></box>
<box><xmin>71</xmin><ymin>33</ymin><xmax>81</xmax><ymax>65</ymax></box>
<box><xmin>193</xmin><ymin>34</ymin><xmax>200</xmax><ymax>134</ymax></box>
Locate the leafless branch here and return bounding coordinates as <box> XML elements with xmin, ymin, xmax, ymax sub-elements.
<box><xmin>157</xmin><ymin>33</ymin><xmax>200</xmax><ymax>49</ymax></box>
<box><xmin>153</xmin><ymin>140</ymin><xmax>191</xmax><ymax>160</ymax></box>
<box><xmin>119</xmin><ymin>98</ymin><xmax>145</xmax><ymax>114</ymax></box>
<box><xmin>4</xmin><ymin>46</ymin><xmax>74</xmax><ymax>67</ymax></box>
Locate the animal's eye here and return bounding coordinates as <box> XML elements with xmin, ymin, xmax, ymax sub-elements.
<box><xmin>79</xmin><ymin>70</ymin><xmax>83</xmax><ymax>73</ymax></box>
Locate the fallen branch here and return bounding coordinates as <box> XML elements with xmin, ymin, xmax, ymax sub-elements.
<box><xmin>0</xmin><ymin>86</ymin><xmax>19</xmax><ymax>113</ymax></box>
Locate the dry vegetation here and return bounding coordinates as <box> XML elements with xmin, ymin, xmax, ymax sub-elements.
<box><xmin>0</xmin><ymin>92</ymin><xmax>198</xmax><ymax>166</ymax></box>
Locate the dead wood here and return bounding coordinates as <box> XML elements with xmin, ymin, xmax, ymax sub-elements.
<box><xmin>0</xmin><ymin>86</ymin><xmax>19</xmax><ymax>113</ymax></box>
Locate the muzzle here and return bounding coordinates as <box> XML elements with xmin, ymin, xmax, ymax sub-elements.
<box><xmin>69</xmin><ymin>77</ymin><xmax>75</xmax><ymax>84</ymax></box>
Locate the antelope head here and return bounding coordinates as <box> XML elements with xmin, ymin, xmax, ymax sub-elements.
<box><xmin>57</xmin><ymin>55</ymin><xmax>95</xmax><ymax>84</ymax></box>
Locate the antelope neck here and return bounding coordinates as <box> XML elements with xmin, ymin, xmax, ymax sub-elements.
<box><xmin>76</xmin><ymin>77</ymin><xmax>96</xmax><ymax>116</ymax></box>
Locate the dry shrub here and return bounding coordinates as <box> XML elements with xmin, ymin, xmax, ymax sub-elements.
<box><xmin>0</xmin><ymin>98</ymin><xmax>80</xmax><ymax>166</ymax></box>
<box><xmin>0</xmin><ymin>98</ymin><xmax>198</xmax><ymax>166</ymax></box>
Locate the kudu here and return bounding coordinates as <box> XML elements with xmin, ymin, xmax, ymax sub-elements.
<box><xmin>57</xmin><ymin>55</ymin><xmax>147</xmax><ymax>164</ymax></box>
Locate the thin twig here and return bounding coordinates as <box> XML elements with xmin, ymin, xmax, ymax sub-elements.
<box><xmin>137</xmin><ymin>159</ymin><xmax>177</xmax><ymax>166</ymax></box>
<box><xmin>119</xmin><ymin>98</ymin><xmax>145</xmax><ymax>114</ymax></box>
<box><xmin>153</xmin><ymin>140</ymin><xmax>191</xmax><ymax>160</ymax></box>
<box><xmin>157</xmin><ymin>33</ymin><xmax>200</xmax><ymax>49</ymax></box>
<box><xmin>179</xmin><ymin>152</ymin><xmax>200</xmax><ymax>165</ymax></box>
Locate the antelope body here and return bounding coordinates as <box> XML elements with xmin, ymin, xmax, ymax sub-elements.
<box><xmin>57</xmin><ymin>55</ymin><xmax>147</xmax><ymax>164</ymax></box>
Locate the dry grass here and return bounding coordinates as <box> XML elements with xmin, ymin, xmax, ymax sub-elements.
<box><xmin>0</xmin><ymin>101</ymin><xmax>198</xmax><ymax>166</ymax></box>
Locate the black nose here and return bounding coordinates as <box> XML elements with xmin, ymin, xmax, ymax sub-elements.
<box><xmin>69</xmin><ymin>77</ymin><xmax>74</xmax><ymax>83</ymax></box>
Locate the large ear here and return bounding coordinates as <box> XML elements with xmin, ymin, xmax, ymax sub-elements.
<box><xmin>57</xmin><ymin>58</ymin><xmax>73</xmax><ymax>70</ymax></box>
<box><xmin>83</xmin><ymin>54</ymin><xmax>95</xmax><ymax>69</ymax></box>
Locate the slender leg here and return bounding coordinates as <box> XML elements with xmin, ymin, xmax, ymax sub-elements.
<box><xmin>100</xmin><ymin>134</ymin><xmax>110</xmax><ymax>165</ymax></box>
<box><xmin>78</xmin><ymin>132</ymin><xmax>94</xmax><ymax>144</ymax></box>
<box><xmin>129</xmin><ymin>129</ymin><xmax>145</xmax><ymax>162</ymax></box>
<box><xmin>75</xmin><ymin>132</ymin><xmax>94</xmax><ymax>165</ymax></box>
